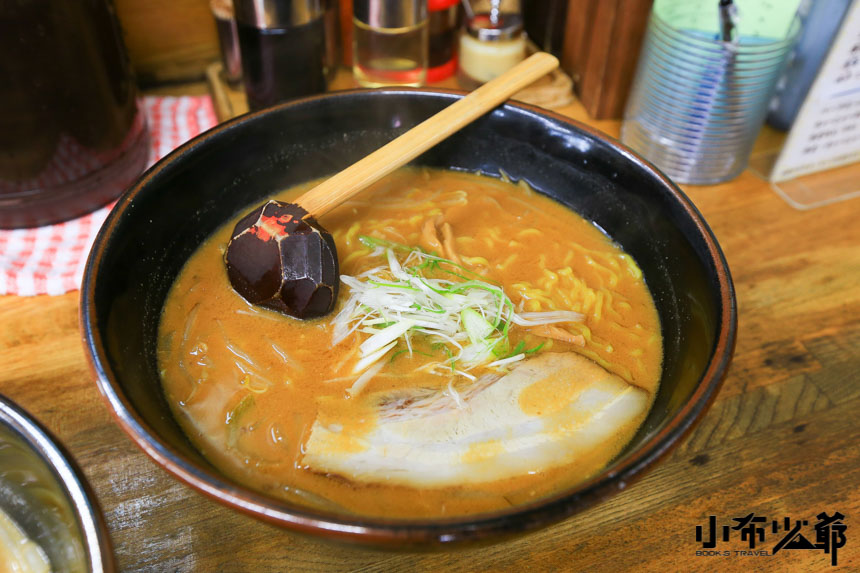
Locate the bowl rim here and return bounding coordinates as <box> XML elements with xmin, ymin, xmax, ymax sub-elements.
<box><xmin>0</xmin><ymin>393</ymin><xmax>116</xmax><ymax>570</ymax></box>
<box><xmin>81</xmin><ymin>87</ymin><xmax>736</xmax><ymax>546</ymax></box>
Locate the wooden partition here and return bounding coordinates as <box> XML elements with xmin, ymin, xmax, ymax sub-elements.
<box><xmin>115</xmin><ymin>0</ymin><xmax>219</xmax><ymax>85</ymax></box>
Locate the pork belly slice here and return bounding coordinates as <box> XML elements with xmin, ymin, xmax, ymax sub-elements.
<box><xmin>302</xmin><ymin>352</ymin><xmax>650</xmax><ymax>488</ymax></box>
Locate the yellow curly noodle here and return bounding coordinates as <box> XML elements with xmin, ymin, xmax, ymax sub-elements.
<box><xmin>506</xmin><ymin>232</ymin><xmax>659</xmax><ymax>386</ymax></box>
<box><xmin>156</xmin><ymin>168</ymin><xmax>662</xmax><ymax>519</ymax></box>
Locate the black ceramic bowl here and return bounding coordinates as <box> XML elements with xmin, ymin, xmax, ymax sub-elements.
<box><xmin>81</xmin><ymin>90</ymin><xmax>735</xmax><ymax>547</ymax></box>
<box><xmin>0</xmin><ymin>394</ymin><xmax>114</xmax><ymax>570</ymax></box>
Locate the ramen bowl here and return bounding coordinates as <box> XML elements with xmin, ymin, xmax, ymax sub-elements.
<box><xmin>0</xmin><ymin>394</ymin><xmax>114</xmax><ymax>570</ymax></box>
<box><xmin>81</xmin><ymin>89</ymin><xmax>735</xmax><ymax>547</ymax></box>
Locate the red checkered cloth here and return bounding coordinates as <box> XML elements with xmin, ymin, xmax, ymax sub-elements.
<box><xmin>0</xmin><ymin>95</ymin><xmax>218</xmax><ymax>296</ymax></box>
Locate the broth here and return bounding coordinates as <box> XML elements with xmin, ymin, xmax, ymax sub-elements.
<box><xmin>157</xmin><ymin>169</ymin><xmax>662</xmax><ymax>518</ymax></box>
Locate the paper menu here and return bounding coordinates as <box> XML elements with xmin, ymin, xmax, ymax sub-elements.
<box><xmin>770</xmin><ymin>0</ymin><xmax>860</xmax><ymax>182</ymax></box>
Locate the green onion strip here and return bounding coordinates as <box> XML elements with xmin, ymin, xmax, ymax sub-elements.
<box><xmin>331</xmin><ymin>236</ymin><xmax>583</xmax><ymax>378</ymax></box>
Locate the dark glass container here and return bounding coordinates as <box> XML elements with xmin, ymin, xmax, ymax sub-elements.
<box><xmin>0</xmin><ymin>0</ymin><xmax>149</xmax><ymax>229</ymax></box>
<box><xmin>428</xmin><ymin>0</ymin><xmax>460</xmax><ymax>82</ymax></box>
<box><xmin>235</xmin><ymin>0</ymin><xmax>328</xmax><ymax>111</ymax></box>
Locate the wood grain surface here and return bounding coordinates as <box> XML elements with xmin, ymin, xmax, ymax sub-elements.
<box><xmin>1</xmin><ymin>85</ymin><xmax>859</xmax><ymax>572</ymax></box>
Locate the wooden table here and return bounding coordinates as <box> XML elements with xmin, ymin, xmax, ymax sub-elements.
<box><xmin>2</xmin><ymin>81</ymin><xmax>859</xmax><ymax>572</ymax></box>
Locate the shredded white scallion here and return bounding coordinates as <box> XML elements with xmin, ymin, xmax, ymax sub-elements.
<box><xmin>331</xmin><ymin>237</ymin><xmax>584</xmax><ymax>375</ymax></box>
<box><xmin>346</xmin><ymin>361</ymin><xmax>386</xmax><ymax>397</ymax></box>
<box><xmin>511</xmin><ymin>310</ymin><xmax>585</xmax><ymax>326</ymax></box>
<box><xmin>446</xmin><ymin>379</ymin><xmax>465</xmax><ymax>408</ymax></box>
<box><xmin>487</xmin><ymin>353</ymin><xmax>526</xmax><ymax>369</ymax></box>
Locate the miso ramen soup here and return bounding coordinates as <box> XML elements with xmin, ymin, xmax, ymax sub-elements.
<box><xmin>157</xmin><ymin>169</ymin><xmax>662</xmax><ymax>518</ymax></box>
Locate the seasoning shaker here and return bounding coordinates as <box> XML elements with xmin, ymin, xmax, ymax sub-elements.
<box><xmin>353</xmin><ymin>0</ymin><xmax>429</xmax><ymax>87</ymax></box>
<box><xmin>458</xmin><ymin>0</ymin><xmax>525</xmax><ymax>90</ymax></box>
<box><xmin>234</xmin><ymin>0</ymin><xmax>328</xmax><ymax>111</ymax></box>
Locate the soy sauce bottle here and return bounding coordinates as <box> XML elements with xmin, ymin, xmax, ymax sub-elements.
<box><xmin>235</xmin><ymin>0</ymin><xmax>329</xmax><ymax>111</ymax></box>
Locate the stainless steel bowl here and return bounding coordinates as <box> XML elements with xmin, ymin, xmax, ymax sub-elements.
<box><xmin>0</xmin><ymin>394</ymin><xmax>114</xmax><ymax>571</ymax></box>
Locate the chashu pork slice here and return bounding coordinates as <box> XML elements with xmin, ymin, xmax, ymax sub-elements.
<box><xmin>301</xmin><ymin>352</ymin><xmax>650</xmax><ymax>488</ymax></box>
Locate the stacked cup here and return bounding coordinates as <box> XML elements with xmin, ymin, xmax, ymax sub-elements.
<box><xmin>621</xmin><ymin>0</ymin><xmax>801</xmax><ymax>185</ymax></box>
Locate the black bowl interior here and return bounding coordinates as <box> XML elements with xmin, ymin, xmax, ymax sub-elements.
<box><xmin>83</xmin><ymin>90</ymin><xmax>735</xmax><ymax>543</ymax></box>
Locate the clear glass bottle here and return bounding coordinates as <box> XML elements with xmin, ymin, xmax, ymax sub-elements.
<box><xmin>353</xmin><ymin>0</ymin><xmax>429</xmax><ymax>87</ymax></box>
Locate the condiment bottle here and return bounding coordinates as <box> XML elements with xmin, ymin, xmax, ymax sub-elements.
<box><xmin>458</xmin><ymin>0</ymin><xmax>525</xmax><ymax>90</ymax></box>
<box><xmin>353</xmin><ymin>0</ymin><xmax>429</xmax><ymax>87</ymax></box>
<box><xmin>427</xmin><ymin>0</ymin><xmax>461</xmax><ymax>82</ymax></box>
<box><xmin>234</xmin><ymin>0</ymin><xmax>328</xmax><ymax>111</ymax></box>
<box><xmin>0</xmin><ymin>0</ymin><xmax>150</xmax><ymax>229</ymax></box>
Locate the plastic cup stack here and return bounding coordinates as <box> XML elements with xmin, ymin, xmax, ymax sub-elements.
<box><xmin>621</xmin><ymin>0</ymin><xmax>800</xmax><ymax>185</ymax></box>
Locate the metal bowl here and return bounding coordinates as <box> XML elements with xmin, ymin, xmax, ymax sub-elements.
<box><xmin>0</xmin><ymin>394</ymin><xmax>114</xmax><ymax>570</ymax></box>
<box><xmin>81</xmin><ymin>89</ymin><xmax>736</xmax><ymax>547</ymax></box>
